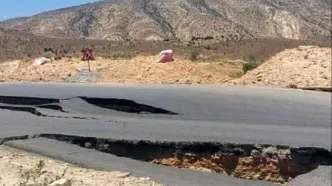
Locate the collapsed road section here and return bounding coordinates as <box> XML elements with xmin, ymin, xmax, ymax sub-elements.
<box><xmin>0</xmin><ymin>96</ymin><xmax>59</xmax><ymax>105</ymax></box>
<box><xmin>0</xmin><ymin>91</ymin><xmax>330</xmax><ymax>185</ymax></box>
<box><xmin>2</xmin><ymin>133</ymin><xmax>328</xmax><ymax>185</ymax></box>
<box><xmin>79</xmin><ymin>97</ymin><xmax>178</xmax><ymax>115</ymax></box>
<box><xmin>0</xmin><ymin>95</ymin><xmax>178</xmax><ymax>115</ymax></box>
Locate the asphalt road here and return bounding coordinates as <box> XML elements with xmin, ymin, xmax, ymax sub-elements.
<box><xmin>0</xmin><ymin>83</ymin><xmax>331</xmax><ymax>186</ymax></box>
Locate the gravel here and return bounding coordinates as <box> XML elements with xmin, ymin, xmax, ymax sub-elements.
<box><xmin>66</xmin><ymin>69</ymin><xmax>99</xmax><ymax>83</ymax></box>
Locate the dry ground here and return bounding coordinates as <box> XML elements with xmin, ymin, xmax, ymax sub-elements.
<box><xmin>1</xmin><ymin>27</ymin><xmax>326</xmax><ymax>63</ymax></box>
<box><xmin>0</xmin><ymin>145</ymin><xmax>164</xmax><ymax>186</ymax></box>
<box><xmin>0</xmin><ymin>56</ymin><xmax>243</xmax><ymax>84</ymax></box>
<box><xmin>0</xmin><ymin>46</ymin><xmax>330</xmax><ymax>88</ymax></box>
<box><xmin>229</xmin><ymin>46</ymin><xmax>332</xmax><ymax>88</ymax></box>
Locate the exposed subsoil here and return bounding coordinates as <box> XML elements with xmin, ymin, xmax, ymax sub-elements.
<box><xmin>1</xmin><ymin>46</ymin><xmax>331</xmax><ymax>89</ymax></box>
<box><xmin>152</xmin><ymin>153</ymin><xmax>313</xmax><ymax>184</ymax></box>
<box><xmin>229</xmin><ymin>46</ymin><xmax>332</xmax><ymax>88</ymax></box>
<box><xmin>0</xmin><ymin>56</ymin><xmax>243</xmax><ymax>84</ymax></box>
<box><xmin>34</xmin><ymin>134</ymin><xmax>332</xmax><ymax>185</ymax></box>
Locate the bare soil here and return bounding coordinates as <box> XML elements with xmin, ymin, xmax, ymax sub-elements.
<box><xmin>0</xmin><ymin>45</ymin><xmax>330</xmax><ymax>88</ymax></box>
<box><xmin>229</xmin><ymin>46</ymin><xmax>332</xmax><ymax>88</ymax></box>
<box><xmin>1</xmin><ymin>28</ymin><xmax>328</xmax><ymax>64</ymax></box>
<box><xmin>152</xmin><ymin>152</ymin><xmax>315</xmax><ymax>185</ymax></box>
<box><xmin>0</xmin><ymin>56</ymin><xmax>243</xmax><ymax>84</ymax></box>
<box><xmin>0</xmin><ymin>146</ymin><xmax>164</xmax><ymax>186</ymax></box>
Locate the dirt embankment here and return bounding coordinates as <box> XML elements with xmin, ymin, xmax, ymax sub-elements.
<box><xmin>229</xmin><ymin>46</ymin><xmax>332</xmax><ymax>88</ymax></box>
<box><xmin>0</xmin><ymin>45</ymin><xmax>330</xmax><ymax>88</ymax></box>
<box><xmin>0</xmin><ymin>56</ymin><xmax>243</xmax><ymax>84</ymax></box>
<box><xmin>0</xmin><ymin>146</ymin><xmax>163</xmax><ymax>186</ymax></box>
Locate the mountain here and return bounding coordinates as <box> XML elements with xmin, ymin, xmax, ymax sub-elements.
<box><xmin>0</xmin><ymin>0</ymin><xmax>331</xmax><ymax>42</ymax></box>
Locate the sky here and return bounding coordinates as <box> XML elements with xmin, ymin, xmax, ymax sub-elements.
<box><xmin>0</xmin><ymin>0</ymin><xmax>99</xmax><ymax>21</ymax></box>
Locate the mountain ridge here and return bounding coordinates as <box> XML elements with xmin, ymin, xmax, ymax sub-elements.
<box><xmin>0</xmin><ymin>0</ymin><xmax>331</xmax><ymax>42</ymax></box>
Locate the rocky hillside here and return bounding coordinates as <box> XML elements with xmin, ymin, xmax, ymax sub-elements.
<box><xmin>0</xmin><ymin>0</ymin><xmax>331</xmax><ymax>41</ymax></box>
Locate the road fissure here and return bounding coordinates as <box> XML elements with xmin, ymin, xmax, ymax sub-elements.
<box><xmin>38</xmin><ymin>134</ymin><xmax>332</xmax><ymax>184</ymax></box>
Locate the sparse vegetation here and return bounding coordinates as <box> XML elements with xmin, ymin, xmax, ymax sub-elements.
<box><xmin>54</xmin><ymin>56</ymin><xmax>62</xmax><ymax>60</ymax></box>
<box><xmin>231</xmin><ymin>46</ymin><xmax>332</xmax><ymax>88</ymax></box>
<box><xmin>244</xmin><ymin>54</ymin><xmax>257</xmax><ymax>64</ymax></box>
<box><xmin>243</xmin><ymin>55</ymin><xmax>258</xmax><ymax>74</ymax></box>
<box><xmin>43</xmin><ymin>51</ymin><xmax>56</xmax><ymax>59</ymax></box>
<box><xmin>100</xmin><ymin>52</ymin><xmax>136</xmax><ymax>60</ymax></box>
<box><xmin>189</xmin><ymin>49</ymin><xmax>199</xmax><ymax>61</ymax></box>
<box><xmin>0</xmin><ymin>28</ymin><xmax>327</xmax><ymax>65</ymax></box>
<box><xmin>287</xmin><ymin>84</ymin><xmax>298</xmax><ymax>89</ymax></box>
<box><xmin>0</xmin><ymin>146</ymin><xmax>164</xmax><ymax>186</ymax></box>
<box><xmin>20</xmin><ymin>160</ymin><xmax>50</xmax><ymax>186</ymax></box>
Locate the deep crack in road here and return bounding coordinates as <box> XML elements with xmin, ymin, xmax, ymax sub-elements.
<box><xmin>0</xmin><ymin>84</ymin><xmax>331</xmax><ymax>186</ymax></box>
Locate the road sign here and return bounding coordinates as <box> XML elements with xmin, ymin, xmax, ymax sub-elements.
<box><xmin>82</xmin><ymin>48</ymin><xmax>95</xmax><ymax>61</ymax></box>
<box><xmin>81</xmin><ymin>48</ymin><xmax>95</xmax><ymax>72</ymax></box>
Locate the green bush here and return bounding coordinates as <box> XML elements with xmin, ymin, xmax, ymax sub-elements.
<box><xmin>189</xmin><ymin>50</ymin><xmax>199</xmax><ymax>61</ymax></box>
<box><xmin>243</xmin><ymin>55</ymin><xmax>257</xmax><ymax>73</ymax></box>
<box><xmin>43</xmin><ymin>51</ymin><xmax>56</xmax><ymax>59</ymax></box>
<box><xmin>244</xmin><ymin>55</ymin><xmax>256</xmax><ymax>63</ymax></box>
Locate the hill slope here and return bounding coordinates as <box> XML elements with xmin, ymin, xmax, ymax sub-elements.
<box><xmin>0</xmin><ymin>0</ymin><xmax>331</xmax><ymax>41</ymax></box>
<box><xmin>229</xmin><ymin>46</ymin><xmax>332</xmax><ymax>87</ymax></box>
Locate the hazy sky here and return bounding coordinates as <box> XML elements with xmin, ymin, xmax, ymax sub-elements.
<box><xmin>0</xmin><ymin>0</ymin><xmax>100</xmax><ymax>21</ymax></box>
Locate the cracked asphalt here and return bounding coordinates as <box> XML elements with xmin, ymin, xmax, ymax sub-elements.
<box><xmin>0</xmin><ymin>83</ymin><xmax>331</xmax><ymax>186</ymax></box>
